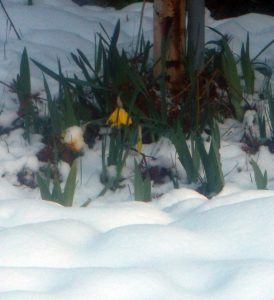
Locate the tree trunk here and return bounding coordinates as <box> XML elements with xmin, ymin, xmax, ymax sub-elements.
<box><xmin>153</xmin><ymin>0</ymin><xmax>186</xmax><ymax>90</ymax></box>
<box><xmin>187</xmin><ymin>0</ymin><xmax>205</xmax><ymax>71</ymax></box>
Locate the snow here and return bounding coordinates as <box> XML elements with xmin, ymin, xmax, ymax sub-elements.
<box><xmin>63</xmin><ymin>126</ymin><xmax>85</xmax><ymax>152</ymax></box>
<box><xmin>0</xmin><ymin>0</ymin><xmax>274</xmax><ymax>299</ymax></box>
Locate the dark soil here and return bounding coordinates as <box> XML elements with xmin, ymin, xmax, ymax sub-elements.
<box><xmin>72</xmin><ymin>0</ymin><xmax>274</xmax><ymax>19</ymax></box>
<box><xmin>206</xmin><ymin>0</ymin><xmax>274</xmax><ymax>19</ymax></box>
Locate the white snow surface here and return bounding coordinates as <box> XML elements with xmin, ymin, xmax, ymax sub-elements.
<box><xmin>0</xmin><ymin>1</ymin><xmax>274</xmax><ymax>299</ymax></box>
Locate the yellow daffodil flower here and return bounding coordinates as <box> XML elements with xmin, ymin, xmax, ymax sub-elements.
<box><xmin>107</xmin><ymin>96</ymin><xmax>132</xmax><ymax>127</ymax></box>
<box><xmin>107</xmin><ymin>107</ymin><xmax>132</xmax><ymax>127</ymax></box>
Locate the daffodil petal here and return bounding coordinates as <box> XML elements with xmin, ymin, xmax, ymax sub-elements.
<box><xmin>137</xmin><ymin>140</ymin><xmax>142</xmax><ymax>153</ymax></box>
<box><xmin>136</xmin><ymin>125</ymin><xmax>142</xmax><ymax>153</ymax></box>
<box><xmin>107</xmin><ymin>107</ymin><xmax>132</xmax><ymax>127</ymax></box>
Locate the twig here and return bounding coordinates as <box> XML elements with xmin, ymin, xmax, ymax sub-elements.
<box><xmin>0</xmin><ymin>79</ymin><xmax>12</xmax><ymax>89</ymax></box>
<box><xmin>0</xmin><ymin>0</ymin><xmax>21</xmax><ymax>40</ymax></box>
<box><xmin>135</xmin><ymin>0</ymin><xmax>146</xmax><ymax>55</ymax></box>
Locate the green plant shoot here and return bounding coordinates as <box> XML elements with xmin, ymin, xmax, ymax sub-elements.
<box><xmin>250</xmin><ymin>159</ymin><xmax>268</xmax><ymax>190</ymax></box>
<box><xmin>134</xmin><ymin>159</ymin><xmax>151</xmax><ymax>202</ymax></box>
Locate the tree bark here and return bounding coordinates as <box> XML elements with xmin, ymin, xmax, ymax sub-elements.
<box><xmin>187</xmin><ymin>0</ymin><xmax>205</xmax><ymax>71</ymax></box>
<box><xmin>153</xmin><ymin>0</ymin><xmax>186</xmax><ymax>89</ymax></box>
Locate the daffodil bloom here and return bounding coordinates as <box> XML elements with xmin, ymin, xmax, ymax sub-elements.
<box><xmin>136</xmin><ymin>125</ymin><xmax>142</xmax><ymax>153</ymax></box>
<box><xmin>107</xmin><ymin>107</ymin><xmax>132</xmax><ymax>127</ymax></box>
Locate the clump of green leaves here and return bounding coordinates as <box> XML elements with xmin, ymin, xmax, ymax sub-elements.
<box><xmin>266</xmin><ymin>88</ymin><xmax>274</xmax><ymax>137</ymax></box>
<box><xmin>37</xmin><ymin>160</ymin><xmax>77</xmax><ymax>207</ymax></box>
<box><xmin>240</xmin><ymin>34</ymin><xmax>255</xmax><ymax>95</ymax></box>
<box><xmin>13</xmin><ymin>49</ymin><xmax>80</xmax><ymax>150</ymax></box>
<box><xmin>219</xmin><ymin>33</ymin><xmax>274</xmax><ymax>124</ymax></box>
<box><xmin>171</xmin><ymin>121</ymin><xmax>224</xmax><ymax>197</ymax></box>
<box><xmin>170</xmin><ymin>127</ymin><xmax>200</xmax><ymax>184</ymax></box>
<box><xmin>33</xmin><ymin>21</ymin><xmax>152</xmax><ymax>124</ymax></box>
<box><xmin>221</xmin><ymin>39</ymin><xmax>244</xmax><ymax>121</ymax></box>
<box><xmin>197</xmin><ymin>122</ymin><xmax>224</xmax><ymax>196</ymax></box>
<box><xmin>42</xmin><ymin>70</ymin><xmax>79</xmax><ymax>138</ymax></box>
<box><xmin>100</xmin><ymin>125</ymin><xmax>136</xmax><ymax>193</ymax></box>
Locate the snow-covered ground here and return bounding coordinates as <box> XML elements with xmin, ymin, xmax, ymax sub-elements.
<box><xmin>0</xmin><ymin>1</ymin><xmax>274</xmax><ymax>299</ymax></box>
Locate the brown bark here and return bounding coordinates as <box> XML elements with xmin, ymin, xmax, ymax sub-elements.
<box><xmin>153</xmin><ymin>0</ymin><xmax>186</xmax><ymax>90</ymax></box>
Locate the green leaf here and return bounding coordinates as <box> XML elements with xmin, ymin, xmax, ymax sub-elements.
<box><xmin>196</xmin><ymin>134</ymin><xmax>224</xmax><ymax>196</ymax></box>
<box><xmin>37</xmin><ymin>174</ymin><xmax>52</xmax><ymax>200</ymax></box>
<box><xmin>208</xmin><ymin>139</ymin><xmax>224</xmax><ymax>192</ymax></box>
<box><xmin>258</xmin><ymin>113</ymin><xmax>266</xmax><ymax>140</ymax></box>
<box><xmin>52</xmin><ymin>177</ymin><xmax>63</xmax><ymax>203</ymax></box>
<box><xmin>20</xmin><ymin>47</ymin><xmax>31</xmax><ymax>96</ymax></box>
<box><xmin>71</xmin><ymin>53</ymin><xmax>93</xmax><ymax>83</ymax></box>
<box><xmin>250</xmin><ymin>159</ymin><xmax>268</xmax><ymax>190</ymax></box>
<box><xmin>95</xmin><ymin>38</ymin><xmax>103</xmax><ymax>74</ymax></box>
<box><xmin>62</xmin><ymin>160</ymin><xmax>77</xmax><ymax>206</ymax></box>
<box><xmin>101</xmin><ymin>135</ymin><xmax>108</xmax><ymax>184</ymax></box>
<box><xmin>252</xmin><ymin>39</ymin><xmax>274</xmax><ymax>62</ymax></box>
<box><xmin>241</xmin><ymin>34</ymin><xmax>255</xmax><ymax>94</ymax></box>
<box><xmin>211</xmin><ymin>120</ymin><xmax>221</xmax><ymax>149</ymax></box>
<box><xmin>62</xmin><ymin>81</ymin><xmax>78</xmax><ymax>128</ymax></box>
<box><xmin>77</xmin><ymin>49</ymin><xmax>94</xmax><ymax>71</ymax></box>
<box><xmin>134</xmin><ymin>160</ymin><xmax>151</xmax><ymax>202</ymax></box>
<box><xmin>109</xmin><ymin>20</ymin><xmax>120</xmax><ymax>52</ymax></box>
<box><xmin>221</xmin><ymin>41</ymin><xmax>243</xmax><ymax>121</ymax></box>
<box><xmin>32</xmin><ymin>59</ymin><xmax>61</xmax><ymax>82</ymax></box>
<box><xmin>37</xmin><ymin>161</ymin><xmax>77</xmax><ymax>207</ymax></box>
<box><xmin>268</xmin><ymin>93</ymin><xmax>274</xmax><ymax>135</ymax></box>
<box><xmin>127</xmin><ymin>66</ymin><xmax>148</xmax><ymax>97</ymax></box>
<box><xmin>171</xmin><ymin>128</ymin><xmax>199</xmax><ymax>184</ymax></box>
<box><xmin>43</xmin><ymin>75</ymin><xmax>62</xmax><ymax>135</ymax></box>
<box><xmin>14</xmin><ymin>48</ymin><xmax>38</xmax><ymax>142</ymax></box>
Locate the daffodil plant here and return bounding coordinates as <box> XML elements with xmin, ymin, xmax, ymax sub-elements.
<box><xmin>100</xmin><ymin>98</ymin><xmax>136</xmax><ymax>192</ymax></box>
